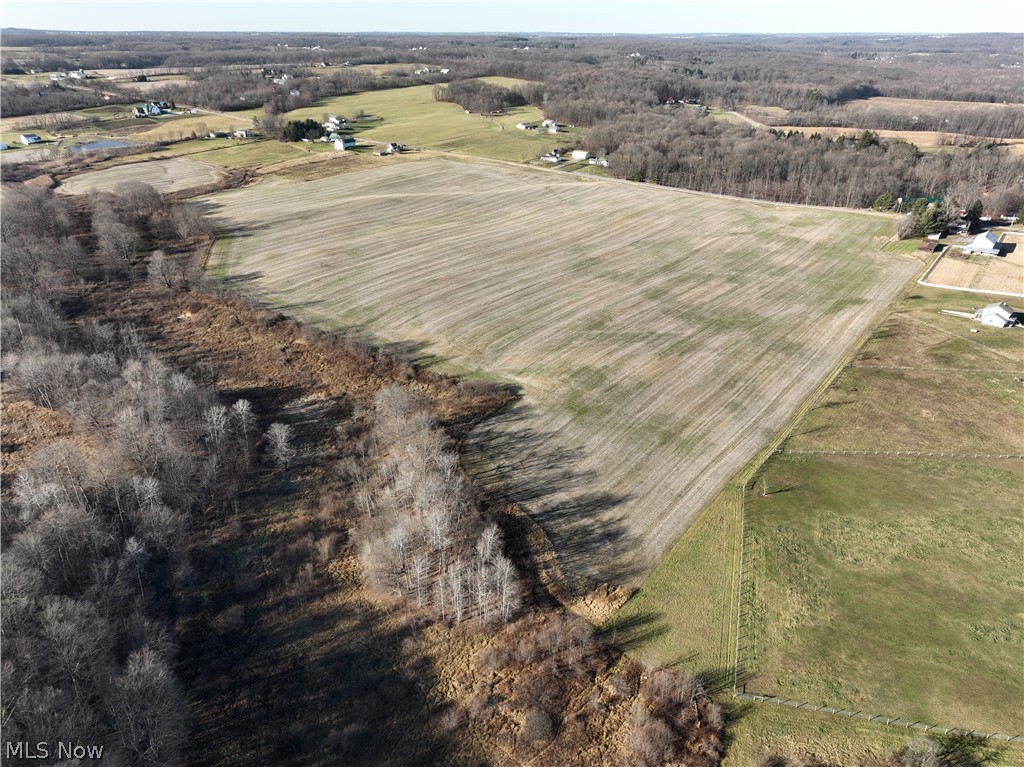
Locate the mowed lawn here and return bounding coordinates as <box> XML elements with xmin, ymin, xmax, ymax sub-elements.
<box><xmin>204</xmin><ymin>157</ymin><xmax>917</xmax><ymax>586</ymax></box>
<box><xmin>247</xmin><ymin>82</ymin><xmax>570</xmax><ymax>161</ymax></box>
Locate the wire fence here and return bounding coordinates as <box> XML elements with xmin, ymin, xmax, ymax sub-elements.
<box><xmin>733</xmin><ymin>692</ymin><xmax>1023</xmax><ymax>742</ymax></box>
<box><xmin>848</xmin><ymin>363</ymin><xmax>1023</xmax><ymax>375</ymax></box>
<box><xmin>776</xmin><ymin>448</ymin><xmax>1024</xmax><ymax>459</ymax></box>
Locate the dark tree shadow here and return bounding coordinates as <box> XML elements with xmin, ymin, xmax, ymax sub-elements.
<box><xmin>465</xmin><ymin>399</ymin><xmax>639</xmax><ymax>591</ymax></box>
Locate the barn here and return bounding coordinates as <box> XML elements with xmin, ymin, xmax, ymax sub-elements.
<box><xmin>964</xmin><ymin>231</ymin><xmax>1001</xmax><ymax>256</ymax></box>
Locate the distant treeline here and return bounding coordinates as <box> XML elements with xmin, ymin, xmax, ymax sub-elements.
<box><xmin>583</xmin><ymin>111</ymin><xmax>1024</xmax><ymax>213</ymax></box>
<box><xmin>432</xmin><ymin>78</ymin><xmax>539</xmax><ymax>114</ymax></box>
<box><xmin>0</xmin><ymin>82</ymin><xmax>112</xmax><ymax>118</ymax></box>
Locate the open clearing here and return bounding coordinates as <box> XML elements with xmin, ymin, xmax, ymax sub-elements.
<box><xmin>924</xmin><ymin>231</ymin><xmax>1024</xmax><ymax>296</ymax></box>
<box><xmin>236</xmin><ymin>82</ymin><xmax>570</xmax><ymax>162</ymax></box>
<box><xmin>746</xmin><ymin>453</ymin><xmax>1024</xmax><ymax>734</ymax></box>
<box><xmin>205</xmin><ymin>157</ymin><xmax>915</xmax><ymax>585</ymax></box>
<box><xmin>620</xmin><ymin>282</ymin><xmax>1023</xmax><ymax>751</ymax></box>
<box><xmin>57</xmin><ymin>157</ymin><xmax>225</xmax><ymax>195</ymax></box>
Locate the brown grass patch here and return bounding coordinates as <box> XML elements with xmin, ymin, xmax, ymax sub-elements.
<box><xmin>924</xmin><ymin>232</ymin><xmax>1024</xmax><ymax>296</ymax></box>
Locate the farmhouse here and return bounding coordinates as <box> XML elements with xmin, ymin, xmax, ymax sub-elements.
<box><xmin>963</xmin><ymin>231</ymin><xmax>1001</xmax><ymax>256</ymax></box>
<box><xmin>20</xmin><ymin>134</ymin><xmax>42</xmax><ymax>145</ymax></box>
<box><xmin>49</xmin><ymin>73</ymin><xmax>66</xmax><ymax>81</ymax></box>
<box><xmin>973</xmin><ymin>302</ymin><xmax>1019</xmax><ymax>328</ymax></box>
<box><xmin>233</xmin><ymin>129</ymin><xmax>253</xmax><ymax>138</ymax></box>
<box><xmin>68</xmin><ymin>69</ymin><xmax>88</xmax><ymax>79</ymax></box>
<box><xmin>334</xmin><ymin>136</ymin><xmax>357</xmax><ymax>150</ymax></box>
<box><xmin>516</xmin><ymin>122</ymin><xmax>538</xmax><ymax>130</ymax></box>
<box><xmin>571</xmin><ymin>150</ymin><xmax>593</xmax><ymax>160</ymax></box>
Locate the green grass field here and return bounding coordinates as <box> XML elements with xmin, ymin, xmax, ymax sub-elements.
<box><xmin>747</xmin><ymin>454</ymin><xmax>1023</xmax><ymax>733</ymax></box>
<box><xmin>240</xmin><ymin>82</ymin><xmax>573</xmax><ymax>161</ymax></box>
<box><xmin>620</xmin><ymin>281</ymin><xmax>1024</xmax><ymax>758</ymax></box>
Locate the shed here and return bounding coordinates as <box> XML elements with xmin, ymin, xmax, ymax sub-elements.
<box><xmin>571</xmin><ymin>150</ymin><xmax>592</xmax><ymax>160</ymax></box>
<box><xmin>20</xmin><ymin>134</ymin><xmax>42</xmax><ymax>145</ymax></box>
<box><xmin>334</xmin><ymin>136</ymin><xmax>357</xmax><ymax>150</ymax></box>
<box><xmin>233</xmin><ymin>129</ymin><xmax>253</xmax><ymax>138</ymax></box>
<box><xmin>974</xmin><ymin>302</ymin><xmax>1018</xmax><ymax>328</ymax></box>
<box><xmin>964</xmin><ymin>231</ymin><xmax>1001</xmax><ymax>256</ymax></box>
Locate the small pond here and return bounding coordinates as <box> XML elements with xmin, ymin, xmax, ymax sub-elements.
<box><xmin>68</xmin><ymin>140</ymin><xmax>131</xmax><ymax>152</ymax></box>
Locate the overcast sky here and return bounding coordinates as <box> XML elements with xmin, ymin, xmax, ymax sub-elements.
<box><xmin>0</xmin><ymin>0</ymin><xmax>1018</xmax><ymax>35</ymax></box>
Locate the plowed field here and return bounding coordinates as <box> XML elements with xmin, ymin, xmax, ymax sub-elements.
<box><xmin>205</xmin><ymin>158</ymin><xmax>918</xmax><ymax>585</ymax></box>
<box><xmin>58</xmin><ymin>157</ymin><xmax>225</xmax><ymax>195</ymax></box>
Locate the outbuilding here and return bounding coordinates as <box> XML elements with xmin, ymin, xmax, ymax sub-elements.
<box><xmin>974</xmin><ymin>302</ymin><xmax>1018</xmax><ymax>328</ymax></box>
<box><xmin>20</xmin><ymin>134</ymin><xmax>42</xmax><ymax>145</ymax></box>
<box><xmin>334</xmin><ymin>136</ymin><xmax>357</xmax><ymax>150</ymax></box>
<box><xmin>571</xmin><ymin>150</ymin><xmax>592</xmax><ymax>160</ymax></box>
<box><xmin>964</xmin><ymin>231</ymin><xmax>1001</xmax><ymax>256</ymax></box>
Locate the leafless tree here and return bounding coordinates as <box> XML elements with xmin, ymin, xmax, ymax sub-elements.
<box><xmin>266</xmin><ymin>422</ymin><xmax>295</xmax><ymax>470</ymax></box>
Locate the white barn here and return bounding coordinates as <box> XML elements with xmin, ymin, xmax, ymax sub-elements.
<box><xmin>974</xmin><ymin>302</ymin><xmax>1018</xmax><ymax>328</ymax></box>
<box><xmin>20</xmin><ymin>134</ymin><xmax>42</xmax><ymax>145</ymax></box>
<box><xmin>571</xmin><ymin>150</ymin><xmax>592</xmax><ymax>160</ymax></box>
<box><xmin>334</xmin><ymin>136</ymin><xmax>357</xmax><ymax>150</ymax></box>
<box><xmin>964</xmin><ymin>231</ymin><xmax>1001</xmax><ymax>256</ymax></box>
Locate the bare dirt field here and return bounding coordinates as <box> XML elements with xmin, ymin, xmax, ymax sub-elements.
<box><xmin>203</xmin><ymin>157</ymin><xmax>918</xmax><ymax>586</ymax></box>
<box><xmin>923</xmin><ymin>232</ymin><xmax>1024</xmax><ymax>296</ymax></box>
<box><xmin>115</xmin><ymin>78</ymin><xmax>188</xmax><ymax>93</ymax></box>
<box><xmin>57</xmin><ymin>157</ymin><xmax>226</xmax><ymax>195</ymax></box>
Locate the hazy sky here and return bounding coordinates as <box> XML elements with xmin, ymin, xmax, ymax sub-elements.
<box><xmin>0</xmin><ymin>0</ymin><xmax>1017</xmax><ymax>35</ymax></box>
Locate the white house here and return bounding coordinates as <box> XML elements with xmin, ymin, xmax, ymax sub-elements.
<box><xmin>49</xmin><ymin>73</ymin><xmax>66</xmax><ymax>81</ymax></box>
<box><xmin>541</xmin><ymin>154</ymin><xmax>562</xmax><ymax>163</ymax></box>
<box><xmin>974</xmin><ymin>302</ymin><xmax>1018</xmax><ymax>328</ymax></box>
<box><xmin>20</xmin><ymin>134</ymin><xmax>42</xmax><ymax>145</ymax></box>
<box><xmin>68</xmin><ymin>69</ymin><xmax>87</xmax><ymax>79</ymax></box>
<box><xmin>233</xmin><ymin>129</ymin><xmax>253</xmax><ymax>139</ymax></box>
<box><xmin>541</xmin><ymin>119</ymin><xmax>557</xmax><ymax>128</ymax></box>
<box><xmin>334</xmin><ymin>136</ymin><xmax>357</xmax><ymax>150</ymax></box>
<box><xmin>547</xmin><ymin>126</ymin><xmax>561</xmax><ymax>134</ymax></box>
<box><xmin>964</xmin><ymin>231</ymin><xmax>1001</xmax><ymax>256</ymax></box>
<box><xmin>571</xmin><ymin>150</ymin><xmax>592</xmax><ymax>160</ymax></box>
<box><xmin>588</xmin><ymin>158</ymin><xmax>610</xmax><ymax>167</ymax></box>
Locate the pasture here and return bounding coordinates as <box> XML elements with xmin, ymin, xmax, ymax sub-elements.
<box><xmin>241</xmin><ymin>82</ymin><xmax>570</xmax><ymax>161</ymax></box>
<box><xmin>57</xmin><ymin>157</ymin><xmax>225</xmax><ymax>195</ymax></box>
<box><xmin>923</xmin><ymin>232</ymin><xmax>1024</xmax><ymax>297</ymax></box>
<box><xmin>621</xmin><ymin>281</ymin><xmax>1024</xmax><ymax>753</ymax></box>
<box><xmin>746</xmin><ymin>453</ymin><xmax>1023</xmax><ymax>734</ymax></box>
<box><xmin>204</xmin><ymin>157</ymin><xmax>916</xmax><ymax>586</ymax></box>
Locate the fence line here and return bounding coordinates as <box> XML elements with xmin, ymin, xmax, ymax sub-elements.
<box><xmin>733</xmin><ymin>692</ymin><xmax>1023</xmax><ymax>743</ymax></box>
<box><xmin>849</xmin><ymin>364</ymin><xmax>1022</xmax><ymax>375</ymax></box>
<box><xmin>776</xmin><ymin>448</ymin><xmax>1024</xmax><ymax>459</ymax></box>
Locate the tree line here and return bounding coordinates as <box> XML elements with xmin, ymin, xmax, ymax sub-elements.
<box><xmin>580</xmin><ymin>110</ymin><xmax>1024</xmax><ymax>213</ymax></box>
<box><xmin>0</xmin><ymin>182</ymin><xmax>291</xmax><ymax>766</ymax></box>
